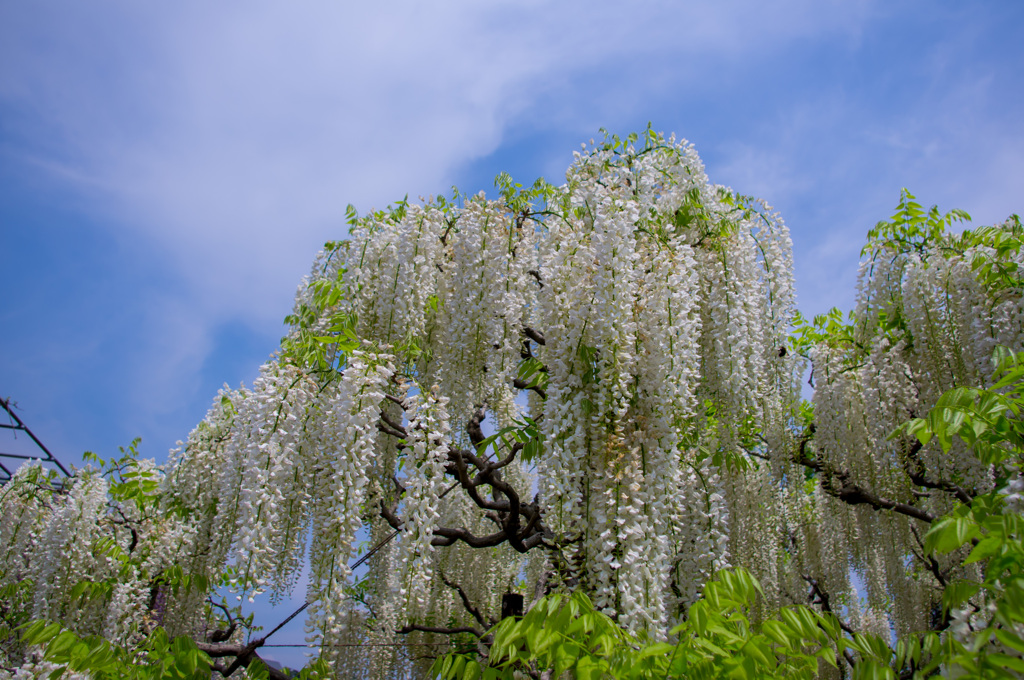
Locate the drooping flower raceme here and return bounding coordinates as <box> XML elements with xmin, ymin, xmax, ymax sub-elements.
<box><xmin>395</xmin><ymin>383</ymin><xmax>451</xmax><ymax>612</ymax></box>
<box><xmin>808</xmin><ymin>211</ymin><xmax>1024</xmax><ymax>638</ymax></box>
<box><xmin>305</xmin><ymin>350</ymin><xmax>394</xmax><ymax>647</ymax></box>
<box><xmin>1</xmin><ymin>133</ymin><xmax>818</xmax><ymax>674</ymax></box>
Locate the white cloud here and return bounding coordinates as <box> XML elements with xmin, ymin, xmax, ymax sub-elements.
<box><xmin>0</xmin><ymin>1</ymin><xmax>884</xmax><ymax>316</ymax></box>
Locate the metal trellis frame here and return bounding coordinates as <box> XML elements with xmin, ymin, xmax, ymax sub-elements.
<box><xmin>0</xmin><ymin>396</ymin><xmax>71</xmax><ymax>483</ymax></box>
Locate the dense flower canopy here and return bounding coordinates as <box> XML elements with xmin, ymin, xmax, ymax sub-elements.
<box><xmin>1</xmin><ymin>131</ymin><xmax>1021</xmax><ymax>679</ymax></box>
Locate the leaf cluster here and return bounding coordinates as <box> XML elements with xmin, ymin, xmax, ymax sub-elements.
<box><xmin>432</xmin><ymin>567</ymin><xmax>910</xmax><ymax>679</ymax></box>
<box><xmin>863</xmin><ymin>189</ymin><xmax>970</xmax><ymax>259</ymax></box>
<box><xmin>476</xmin><ymin>416</ymin><xmax>543</xmax><ymax>465</ymax></box>
<box><xmin>19</xmin><ymin>622</ymin><xmax>211</xmax><ymax>680</ymax></box>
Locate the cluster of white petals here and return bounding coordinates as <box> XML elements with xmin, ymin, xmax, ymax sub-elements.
<box><xmin>0</xmin><ymin>458</ymin><xmax>173</xmax><ymax>652</ymax></box>
<box><xmin>395</xmin><ymin>384</ymin><xmax>451</xmax><ymax>611</ymax></box>
<box><xmin>25</xmin><ymin>134</ymin><xmax>1024</xmax><ymax>679</ymax></box>
<box><xmin>304</xmin><ymin>350</ymin><xmax>393</xmax><ymax>648</ymax></box>
<box><xmin>229</xmin><ymin>360</ymin><xmax>317</xmax><ymax>601</ymax></box>
<box><xmin>0</xmin><ymin>135</ymin><xmax>802</xmax><ymax>669</ymax></box>
<box><xmin>807</xmin><ymin>214</ymin><xmax>1024</xmax><ymax>638</ymax></box>
<box><xmin>530</xmin><ymin>137</ymin><xmax>797</xmax><ymax>631</ymax></box>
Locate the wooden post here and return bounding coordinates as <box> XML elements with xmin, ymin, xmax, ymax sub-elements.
<box><xmin>501</xmin><ymin>593</ymin><xmax>524</xmax><ymax>620</ymax></box>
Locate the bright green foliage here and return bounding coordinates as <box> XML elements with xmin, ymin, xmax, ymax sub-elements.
<box><xmin>863</xmin><ymin>188</ymin><xmax>1021</xmax><ymax>299</ymax></box>
<box><xmin>898</xmin><ymin>349</ymin><xmax>1024</xmax><ymax>678</ymax></box>
<box><xmin>475</xmin><ymin>416</ymin><xmax>544</xmax><ymax>464</ymax></box>
<box><xmin>669</xmin><ymin>570</ymin><xmax>841</xmax><ymax>680</ymax></box>
<box><xmin>899</xmin><ymin>347</ymin><xmax>1023</xmax><ymax>466</ymax></box>
<box><xmin>804</xmin><ymin>190</ymin><xmax>1020</xmax><ymax>365</ymax></box>
<box><xmin>432</xmin><ymin>568</ymin><xmax>896</xmax><ymax>679</ymax></box>
<box><xmin>790</xmin><ymin>308</ymin><xmax>856</xmax><ymax>361</ymax></box>
<box><xmin>862</xmin><ymin>188</ymin><xmax>971</xmax><ymax>258</ymax></box>
<box><xmin>17</xmin><ymin>620</ymin><xmax>332</xmax><ymax>680</ymax></box>
<box><xmin>18</xmin><ymin>621</ymin><xmax>211</xmax><ymax>680</ymax></box>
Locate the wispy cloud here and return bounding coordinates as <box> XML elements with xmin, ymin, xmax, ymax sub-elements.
<box><xmin>2</xmin><ymin>2</ymin><xmax>883</xmax><ymax>287</ymax></box>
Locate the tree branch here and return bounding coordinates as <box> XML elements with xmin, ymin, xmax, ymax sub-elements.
<box><xmin>396</xmin><ymin>624</ymin><xmax>484</xmax><ymax>638</ymax></box>
<box><xmin>793</xmin><ymin>431</ymin><xmax>936</xmax><ymax>524</ymax></box>
<box><xmin>198</xmin><ymin>641</ymin><xmax>288</xmax><ymax>680</ymax></box>
<box><xmin>205</xmin><ymin>598</ymin><xmax>238</xmax><ymax>643</ymax></box>
<box><xmin>379</xmin><ymin>411</ymin><xmax>407</xmax><ymax>438</ymax></box>
<box><xmin>801</xmin><ymin>575</ymin><xmax>857</xmax><ymax>670</ymax></box>
<box><xmin>466</xmin><ymin>408</ymin><xmax>487</xmax><ymax>447</ymax></box>
<box><xmin>522</xmin><ymin>327</ymin><xmax>546</xmax><ymax>346</ymax></box>
<box><xmin>902</xmin><ymin>439</ymin><xmax>974</xmax><ymax>505</ymax></box>
<box><xmin>513</xmin><ymin>378</ymin><xmax>547</xmax><ymax>400</ymax></box>
<box><xmin>377</xmin><ymin>420</ymin><xmax>406</xmax><ymax>439</ymax></box>
<box><xmin>381</xmin><ymin>411</ymin><xmax>552</xmax><ymax>559</ymax></box>
<box><xmin>823</xmin><ymin>468</ymin><xmax>936</xmax><ymax>523</ymax></box>
<box><xmin>441</xmin><ymin>573</ymin><xmax>492</xmax><ymax>629</ymax></box>
<box><xmin>802</xmin><ymin>575</ymin><xmax>856</xmax><ymax>637</ymax></box>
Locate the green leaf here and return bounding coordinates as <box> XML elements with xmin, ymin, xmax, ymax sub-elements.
<box><xmin>440</xmin><ymin>654</ymin><xmax>454</xmax><ymax>678</ymax></box>
<box><xmin>986</xmin><ymin>653</ymin><xmax>1024</xmax><ymax>673</ymax></box>
<box><xmin>993</xmin><ymin>629</ymin><xmax>1024</xmax><ymax>655</ymax></box>
<box><xmin>246</xmin><ymin>658</ymin><xmax>270</xmax><ymax>680</ymax></box>
<box><xmin>552</xmin><ymin>643</ymin><xmax>579</xmax><ymax>678</ymax></box>
<box><xmin>690</xmin><ymin>602</ymin><xmax>708</xmax><ymax>636</ymax></box>
<box><xmin>693</xmin><ymin>637</ymin><xmax>728</xmax><ymax>657</ymax></box>
<box><xmin>47</xmin><ymin>630</ymin><xmax>79</xmax><ymax>658</ymax></box>
<box><xmin>925</xmin><ymin>516</ymin><xmax>980</xmax><ymax>554</ymax></box>
<box><xmin>574</xmin><ymin>655</ymin><xmax>604</xmax><ymax>680</ymax></box>
<box><xmin>761</xmin><ymin>620</ymin><xmax>793</xmax><ymax>647</ymax></box>
<box><xmin>965</xmin><ymin>535</ymin><xmax>1003</xmax><ymax>564</ymax></box>
<box><xmin>780</xmin><ymin>607</ymin><xmax>820</xmax><ymax>642</ymax></box>
<box><xmin>740</xmin><ymin>639</ymin><xmax>773</xmax><ymax>668</ymax></box>
<box><xmin>463</xmin><ymin>659</ymin><xmax>482</xmax><ymax>680</ymax></box>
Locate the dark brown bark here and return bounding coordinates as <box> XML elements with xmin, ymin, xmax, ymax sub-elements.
<box><xmin>793</xmin><ymin>433</ymin><xmax>936</xmax><ymax>524</ymax></box>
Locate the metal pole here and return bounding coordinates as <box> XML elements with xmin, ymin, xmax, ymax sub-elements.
<box><xmin>0</xmin><ymin>397</ymin><xmax>72</xmax><ymax>477</ymax></box>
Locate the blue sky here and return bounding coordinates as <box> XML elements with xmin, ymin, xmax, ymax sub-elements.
<box><xmin>1</xmin><ymin>0</ymin><xmax>1022</xmax><ymax>665</ymax></box>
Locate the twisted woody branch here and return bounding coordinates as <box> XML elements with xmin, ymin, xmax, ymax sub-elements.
<box><xmin>379</xmin><ymin>404</ymin><xmax>550</xmax><ymax>555</ymax></box>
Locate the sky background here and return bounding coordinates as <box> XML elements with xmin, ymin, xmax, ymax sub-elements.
<box><xmin>2</xmin><ymin>0</ymin><xmax>1022</xmax><ymax>668</ymax></box>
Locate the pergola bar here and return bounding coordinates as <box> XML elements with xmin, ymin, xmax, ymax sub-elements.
<box><xmin>0</xmin><ymin>397</ymin><xmax>72</xmax><ymax>479</ymax></box>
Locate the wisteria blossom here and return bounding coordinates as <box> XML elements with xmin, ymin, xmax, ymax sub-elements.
<box><xmin>1</xmin><ymin>136</ymin><xmax>1021</xmax><ymax>679</ymax></box>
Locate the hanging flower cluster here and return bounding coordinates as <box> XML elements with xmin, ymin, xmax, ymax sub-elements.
<box><xmin>28</xmin><ymin>472</ymin><xmax>109</xmax><ymax>624</ymax></box>
<box><xmin>157</xmin><ymin>131</ymin><xmax>801</xmax><ymax>642</ymax></box>
<box><xmin>395</xmin><ymin>384</ymin><xmax>451</xmax><ymax>611</ymax></box>
<box><xmin>528</xmin><ymin>136</ymin><xmax>797</xmax><ymax>631</ymax></box>
<box><xmin>228</xmin><ymin>360</ymin><xmax>317</xmax><ymax>601</ymax></box>
<box><xmin>0</xmin><ymin>453</ymin><xmax>178</xmax><ymax>651</ymax></box>
<box><xmin>804</xmin><ymin>198</ymin><xmax>1024</xmax><ymax>638</ymax></box>
<box><xmin>305</xmin><ymin>349</ymin><xmax>394</xmax><ymax>648</ymax></box>
<box><xmin>0</xmin><ymin>131</ymin><xmax>892</xmax><ymax>677</ymax></box>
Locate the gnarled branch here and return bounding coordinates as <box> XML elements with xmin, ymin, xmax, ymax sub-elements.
<box><xmin>441</xmin><ymin>573</ymin><xmax>493</xmax><ymax>629</ymax></box>
<box><xmin>380</xmin><ymin>410</ymin><xmax>551</xmax><ymax>556</ymax></box>
<box><xmin>198</xmin><ymin>640</ymin><xmax>288</xmax><ymax>680</ymax></box>
<box><xmin>793</xmin><ymin>431</ymin><xmax>936</xmax><ymax>524</ymax></box>
<box><xmin>902</xmin><ymin>439</ymin><xmax>974</xmax><ymax>505</ymax></box>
